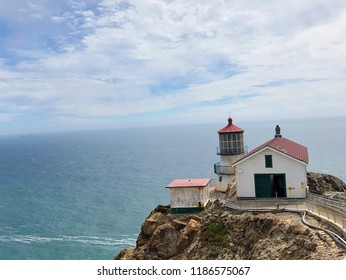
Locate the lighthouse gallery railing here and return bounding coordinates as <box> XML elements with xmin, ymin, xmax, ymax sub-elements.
<box><xmin>216</xmin><ymin>146</ymin><xmax>248</xmax><ymax>155</ymax></box>
<box><xmin>214</xmin><ymin>163</ymin><xmax>233</xmax><ymax>175</ymax></box>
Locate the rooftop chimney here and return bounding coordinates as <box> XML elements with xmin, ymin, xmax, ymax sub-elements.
<box><xmin>275</xmin><ymin>125</ymin><xmax>282</xmax><ymax>138</ymax></box>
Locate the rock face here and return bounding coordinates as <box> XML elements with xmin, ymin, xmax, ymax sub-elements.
<box><xmin>307</xmin><ymin>172</ymin><xmax>346</xmax><ymax>201</ymax></box>
<box><xmin>115</xmin><ymin>202</ymin><xmax>346</xmax><ymax>260</ymax></box>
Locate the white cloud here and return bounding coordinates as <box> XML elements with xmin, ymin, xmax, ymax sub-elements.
<box><xmin>0</xmin><ymin>0</ymin><xmax>346</xmax><ymax>132</ymax></box>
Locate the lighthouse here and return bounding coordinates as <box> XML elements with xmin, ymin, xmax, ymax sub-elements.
<box><xmin>214</xmin><ymin>117</ymin><xmax>246</xmax><ymax>192</ymax></box>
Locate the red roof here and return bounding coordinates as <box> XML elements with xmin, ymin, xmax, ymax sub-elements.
<box><xmin>233</xmin><ymin>137</ymin><xmax>309</xmax><ymax>165</ymax></box>
<box><xmin>218</xmin><ymin>117</ymin><xmax>244</xmax><ymax>133</ymax></box>
<box><xmin>166</xmin><ymin>178</ymin><xmax>211</xmax><ymax>188</ymax></box>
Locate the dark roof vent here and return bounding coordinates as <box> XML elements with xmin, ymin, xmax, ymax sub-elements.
<box><xmin>275</xmin><ymin>125</ymin><xmax>282</xmax><ymax>138</ymax></box>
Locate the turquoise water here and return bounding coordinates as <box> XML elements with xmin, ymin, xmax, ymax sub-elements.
<box><xmin>0</xmin><ymin>117</ymin><xmax>345</xmax><ymax>259</ymax></box>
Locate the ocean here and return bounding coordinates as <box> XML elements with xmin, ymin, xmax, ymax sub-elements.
<box><xmin>0</xmin><ymin>117</ymin><xmax>345</xmax><ymax>260</ymax></box>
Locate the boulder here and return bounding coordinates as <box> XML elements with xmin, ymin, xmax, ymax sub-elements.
<box><xmin>149</xmin><ymin>224</ymin><xmax>179</xmax><ymax>259</ymax></box>
<box><xmin>177</xmin><ymin>219</ymin><xmax>201</xmax><ymax>251</ymax></box>
<box><xmin>141</xmin><ymin>212</ymin><xmax>167</xmax><ymax>236</ymax></box>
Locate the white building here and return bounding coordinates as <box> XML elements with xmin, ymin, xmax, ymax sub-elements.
<box><xmin>232</xmin><ymin>125</ymin><xmax>309</xmax><ymax>199</ymax></box>
<box><xmin>214</xmin><ymin>117</ymin><xmax>246</xmax><ymax>192</ymax></box>
<box><xmin>166</xmin><ymin>178</ymin><xmax>211</xmax><ymax>214</ymax></box>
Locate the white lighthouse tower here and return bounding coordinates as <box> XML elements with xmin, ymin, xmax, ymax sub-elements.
<box><xmin>214</xmin><ymin>117</ymin><xmax>246</xmax><ymax>192</ymax></box>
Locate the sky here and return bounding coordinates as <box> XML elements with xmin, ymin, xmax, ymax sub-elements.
<box><xmin>0</xmin><ymin>0</ymin><xmax>346</xmax><ymax>134</ymax></box>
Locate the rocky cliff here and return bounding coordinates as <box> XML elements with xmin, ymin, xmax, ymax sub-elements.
<box><xmin>115</xmin><ymin>173</ymin><xmax>346</xmax><ymax>260</ymax></box>
<box><xmin>115</xmin><ymin>203</ymin><xmax>345</xmax><ymax>260</ymax></box>
<box><xmin>307</xmin><ymin>172</ymin><xmax>346</xmax><ymax>201</ymax></box>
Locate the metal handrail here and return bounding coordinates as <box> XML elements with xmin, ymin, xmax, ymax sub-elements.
<box><xmin>222</xmin><ymin>192</ymin><xmax>346</xmax><ymax>230</ymax></box>
<box><xmin>305</xmin><ymin>192</ymin><xmax>346</xmax><ymax>230</ymax></box>
<box><xmin>307</xmin><ymin>193</ymin><xmax>346</xmax><ymax>212</ymax></box>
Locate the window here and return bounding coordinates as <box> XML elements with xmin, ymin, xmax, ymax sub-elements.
<box><xmin>265</xmin><ymin>155</ymin><xmax>273</xmax><ymax>168</ymax></box>
<box><xmin>219</xmin><ymin>133</ymin><xmax>244</xmax><ymax>154</ymax></box>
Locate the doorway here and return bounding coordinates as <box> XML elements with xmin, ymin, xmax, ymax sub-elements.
<box><xmin>254</xmin><ymin>174</ymin><xmax>286</xmax><ymax>198</ymax></box>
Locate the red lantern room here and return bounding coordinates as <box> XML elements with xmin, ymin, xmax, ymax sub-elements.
<box><xmin>217</xmin><ymin>117</ymin><xmax>245</xmax><ymax>155</ymax></box>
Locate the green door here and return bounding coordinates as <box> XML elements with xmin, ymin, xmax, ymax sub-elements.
<box><xmin>255</xmin><ymin>174</ymin><xmax>272</xmax><ymax>197</ymax></box>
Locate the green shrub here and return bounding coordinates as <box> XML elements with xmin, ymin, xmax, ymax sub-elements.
<box><xmin>201</xmin><ymin>218</ymin><xmax>230</xmax><ymax>248</ymax></box>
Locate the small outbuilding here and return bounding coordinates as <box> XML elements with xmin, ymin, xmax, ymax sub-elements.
<box><xmin>232</xmin><ymin>126</ymin><xmax>309</xmax><ymax>199</ymax></box>
<box><xmin>166</xmin><ymin>178</ymin><xmax>211</xmax><ymax>214</ymax></box>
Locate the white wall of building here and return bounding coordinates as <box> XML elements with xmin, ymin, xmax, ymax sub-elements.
<box><xmin>216</xmin><ymin>174</ymin><xmax>234</xmax><ymax>192</ymax></box>
<box><xmin>234</xmin><ymin>148</ymin><xmax>307</xmax><ymax>198</ymax></box>
<box><xmin>216</xmin><ymin>154</ymin><xmax>244</xmax><ymax>192</ymax></box>
<box><xmin>170</xmin><ymin>186</ymin><xmax>209</xmax><ymax>208</ymax></box>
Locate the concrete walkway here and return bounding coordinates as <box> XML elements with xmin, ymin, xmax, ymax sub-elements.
<box><xmin>210</xmin><ymin>189</ymin><xmax>307</xmax><ymax>211</ymax></box>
